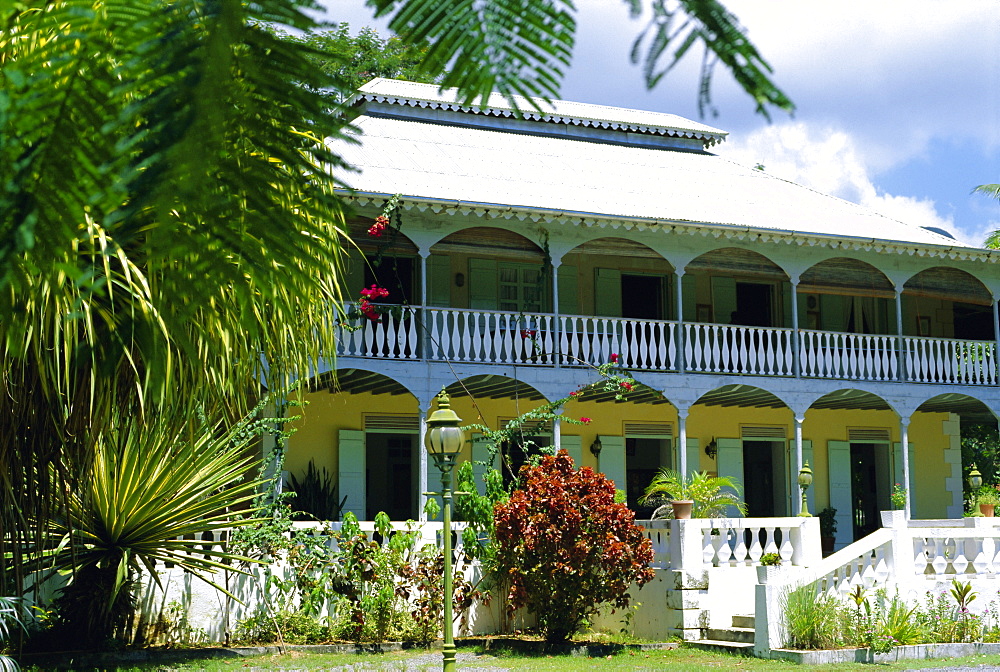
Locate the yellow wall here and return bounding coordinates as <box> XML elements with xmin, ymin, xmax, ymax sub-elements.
<box><xmin>286</xmin><ymin>386</ymin><xmax>955</xmax><ymax>519</ymax></box>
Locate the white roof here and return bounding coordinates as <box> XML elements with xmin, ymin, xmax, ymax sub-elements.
<box><xmin>354</xmin><ymin>79</ymin><xmax>728</xmax><ymax>146</ymax></box>
<box><xmin>333</xmin><ymin>81</ymin><xmax>959</xmax><ymax>250</ymax></box>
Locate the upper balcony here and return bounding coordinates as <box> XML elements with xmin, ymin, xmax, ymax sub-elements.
<box><xmin>337</xmin><ymin>221</ymin><xmax>999</xmax><ymax>388</ymax></box>
<box><xmin>336</xmin><ymin>305</ymin><xmax>997</xmax><ymax>386</ymax></box>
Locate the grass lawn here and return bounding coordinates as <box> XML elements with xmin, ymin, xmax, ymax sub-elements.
<box><xmin>28</xmin><ymin>644</ymin><xmax>1000</xmax><ymax>671</ymax></box>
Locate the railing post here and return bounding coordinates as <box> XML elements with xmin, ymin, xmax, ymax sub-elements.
<box><xmin>675</xmin><ymin>269</ymin><xmax>686</xmax><ymax>373</ymax></box>
<box><xmin>895</xmin><ymin>283</ymin><xmax>907</xmax><ymax>382</ymax></box>
<box><xmin>992</xmin><ymin>295</ymin><xmax>1000</xmax><ymax>384</ymax></box>
<box><xmin>791</xmin><ymin>517</ymin><xmax>821</xmax><ymax>566</ymax></box>
<box><xmin>790</xmin><ymin>276</ymin><xmax>800</xmax><ymax>378</ymax></box>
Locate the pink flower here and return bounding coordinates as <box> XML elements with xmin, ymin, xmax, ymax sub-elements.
<box><xmin>360</xmin><ymin>284</ymin><xmax>390</xmax><ymax>300</ymax></box>
<box><xmin>580</xmin><ymin>417</ymin><xmax>591</xmax><ymax>424</ymax></box>
<box><xmin>610</xmin><ymin>353</ymin><xmax>619</xmax><ymax>363</ymax></box>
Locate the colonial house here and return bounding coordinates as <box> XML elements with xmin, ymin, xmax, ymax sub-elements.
<box><xmin>285</xmin><ymin>78</ymin><xmax>998</xmax><ymax>551</ymax></box>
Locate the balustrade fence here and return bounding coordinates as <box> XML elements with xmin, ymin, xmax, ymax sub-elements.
<box><xmin>336</xmin><ymin>305</ymin><xmax>997</xmax><ymax>385</ymax></box>
<box><xmin>754</xmin><ymin>516</ymin><xmax>1000</xmax><ymax>655</ymax></box>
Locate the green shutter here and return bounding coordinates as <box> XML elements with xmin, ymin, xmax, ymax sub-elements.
<box><xmin>711</xmin><ymin>277</ymin><xmax>737</xmax><ymax>324</ymax></box>
<box><xmin>682</xmin><ymin>273</ymin><xmax>696</xmax><ymax>321</ymax></box>
<box><xmin>558</xmin><ymin>264</ymin><xmax>579</xmax><ymax>315</ymax></box>
<box><xmin>828</xmin><ymin>441</ymin><xmax>852</xmax><ymax>549</ymax></box>
<box><xmin>820</xmin><ymin>295</ymin><xmax>847</xmax><ymax>331</ymax></box>
<box><xmin>597</xmin><ymin>435</ymin><xmax>626</xmax><ymax>491</ymax></box>
<box><xmin>472</xmin><ymin>433</ymin><xmax>497</xmax><ymax>495</ymax></box>
<box><xmin>426</xmin><ymin>255</ymin><xmax>451</xmax><ymax>307</ymax></box>
<box><xmin>561</xmin><ymin>434</ymin><xmax>583</xmax><ymax>466</ymax></box>
<box><xmin>343</xmin><ymin>253</ymin><xmax>366</xmax><ymax>302</ymax></box>
<box><xmin>782</xmin><ymin>283</ymin><xmax>793</xmax><ymax>328</ymax></box>
<box><xmin>595</xmin><ymin>268</ymin><xmax>622</xmax><ymax>317</ymax></box>
<box><xmin>686</xmin><ymin>437</ymin><xmax>701</xmax><ymax>475</ymax></box>
<box><xmin>716</xmin><ymin>437</ymin><xmax>743</xmax><ymax>516</ymax></box>
<box><xmin>338</xmin><ymin>430</ymin><xmax>366</xmax><ymax>520</ymax></box>
<box><xmin>469</xmin><ymin>258</ymin><xmax>498</xmax><ymax>309</ymax></box>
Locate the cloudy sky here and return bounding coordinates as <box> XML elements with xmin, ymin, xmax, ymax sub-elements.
<box><xmin>321</xmin><ymin>0</ymin><xmax>999</xmax><ymax>248</ymax></box>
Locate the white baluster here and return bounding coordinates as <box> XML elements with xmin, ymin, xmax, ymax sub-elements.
<box><xmin>733</xmin><ymin>528</ymin><xmax>749</xmax><ymax>565</ymax></box>
<box><xmin>748</xmin><ymin>528</ymin><xmax>763</xmax><ymax>564</ymax></box>
<box><xmin>702</xmin><ymin>527</ymin><xmax>716</xmax><ymax>566</ymax></box>
<box><xmin>931</xmin><ymin>538</ymin><xmax>948</xmax><ymax>577</ymax></box>
<box><xmin>763</xmin><ymin>526</ymin><xmax>779</xmax><ymax>557</ymax></box>
<box><xmin>716</xmin><ymin>528</ymin><xmax>734</xmax><ymax>567</ymax></box>
<box><xmin>778</xmin><ymin>526</ymin><xmax>794</xmax><ymax>564</ymax></box>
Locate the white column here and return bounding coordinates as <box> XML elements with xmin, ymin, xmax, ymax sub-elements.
<box><xmin>677</xmin><ymin>407</ymin><xmax>689</xmax><ymax>476</ymax></box>
<box><xmin>553</xmin><ymin>414</ymin><xmax>562</xmax><ymax>452</ymax></box>
<box><xmin>895</xmin><ymin>284</ymin><xmax>906</xmax><ymax>381</ymax></box>
<box><xmin>901</xmin><ymin>415</ymin><xmax>911</xmax><ymax>519</ymax></box>
<box><xmin>552</xmin><ymin>258</ymin><xmax>561</xmax><ymax>368</ymax></box>
<box><xmin>675</xmin><ymin>269</ymin><xmax>686</xmax><ymax>373</ymax></box>
<box><xmin>992</xmin><ymin>295</ymin><xmax>999</xmax><ymax>382</ymax></box>
<box><xmin>418</xmin><ymin>397</ymin><xmax>430</xmax><ymax>522</ymax></box>
<box><xmin>420</xmin><ymin>251</ymin><xmax>430</xmax><ymax>361</ymax></box>
<box><xmin>793</xmin><ymin>415</ymin><xmax>804</xmax><ymax>515</ymax></box>
<box><xmin>790</xmin><ymin>276</ymin><xmax>800</xmax><ymax>378</ymax></box>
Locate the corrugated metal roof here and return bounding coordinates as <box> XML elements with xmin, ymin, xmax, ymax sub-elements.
<box><xmin>354</xmin><ymin>78</ymin><xmax>728</xmax><ymax>145</ymax></box>
<box><xmin>330</xmin><ymin>113</ymin><xmax>958</xmax><ymax>249</ymax></box>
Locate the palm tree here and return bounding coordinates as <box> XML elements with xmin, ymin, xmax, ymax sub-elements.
<box><xmin>0</xmin><ymin>0</ymin><xmax>788</xmax><ymax>612</ymax></box>
<box><xmin>973</xmin><ymin>184</ymin><xmax>1000</xmax><ymax>248</ymax></box>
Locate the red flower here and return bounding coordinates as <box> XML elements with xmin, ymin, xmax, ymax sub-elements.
<box><xmin>360</xmin><ymin>284</ymin><xmax>390</xmax><ymax>300</ymax></box>
<box><xmin>610</xmin><ymin>353</ymin><xmax>619</xmax><ymax>363</ymax></box>
<box><xmin>520</xmin><ymin>329</ymin><xmax>537</xmax><ymax>339</ymax></box>
<box><xmin>619</xmin><ymin>381</ymin><xmax>633</xmax><ymax>392</ymax></box>
<box><xmin>569</xmin><ymin>391</ymin><xmax>581</xmax><ymax>397</ymax></box>
<box><xmin>580</xmin><ymin>417</ymin><xmax>592</xmax><ymax>424</ymax></box>
<box><xmin>367</xmin><ymin>215</ymin><xmax>390</xmax><ymax>237</ymax></box>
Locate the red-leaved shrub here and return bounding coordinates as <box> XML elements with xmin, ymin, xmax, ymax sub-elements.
<box><xmin>494</xmin><ymin>450</ymin><xmax>655</xmax><ymax>642</ymax></box>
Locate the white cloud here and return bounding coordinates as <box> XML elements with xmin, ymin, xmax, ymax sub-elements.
<box><xmin>718</xmin><ymin>122</ymin><xmax>963</xmax><ymax>242</ymax></box>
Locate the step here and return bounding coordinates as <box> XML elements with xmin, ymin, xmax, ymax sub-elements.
<box><xmin>732</xmin><ymin>614</ymin><xmax>755</xmax><ymax>629</ymax></box>
<box><xmin>705</xmin><ymin>627</ymin><xmax>755</xmax><ymax>644</ymax></box>
<box><xmin>687</xmin><ymin>639</ymin><xmax>755</xmax><ymax>656</ymax></box>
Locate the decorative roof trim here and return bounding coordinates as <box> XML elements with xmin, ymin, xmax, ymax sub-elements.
<box><xmin>352</xmin><ymin>83</ymin><xmax>728</xmax><ymax>147</ymax></box>
<box><xmin>340</xmin><ymin>192</ymin><xmax>998</xmax><ymax>265</ymax></box>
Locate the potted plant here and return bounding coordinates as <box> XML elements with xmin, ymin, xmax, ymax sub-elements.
<box><xmin>977</xmin><ymin>485</ymin><xmax>1000</xmax><ymax>517</ymax></box>
<box><xmin>881</xmin><ymin>483</ymin><xmax>907</xmax><ymax>527</ymax></box>
<box><xmin>756</xmin><ymin>552</ymin><xmax>782</xmax><ymax>583</ymax></box>
<box><xmin>818</xmin><ymin>506</ymin><xmax>837</xmax><ymax>556</ymax></box>
<box><xmin>640</xmin><ymin>469</ymin><xmax>747</xmax><ymax>520</ymax></box>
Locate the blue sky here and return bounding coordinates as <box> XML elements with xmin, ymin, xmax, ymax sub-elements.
<box><xmin>320</xmin><ymin>0</ymin><xmax>999</xmax><ymax>248</ymax></box>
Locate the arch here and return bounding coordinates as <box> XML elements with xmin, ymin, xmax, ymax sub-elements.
<box><xmin>309</xmin><ymin>367</ymin><xmax>416</xmax><ymax>398</ymax></box>
<box><xmin>564</xmin><ymin>237</ymin><xmax>673</xmax><ymax>269</ymax></box>
<box><xmin>570</xmin><ymin>374</ymin><xmax>672</xmax><ymax>406</ymax></box>
<box><xmin>684</xmin><ymin>247</ymin><xmax>790</xmax><ymax>328</ymax></box>
<box><xmin>692</xmin><ymin>383</ymin><xmax>791</xmax><ymax>410</ymax></box>
<box><xmin>916</xmin><ymin>392</ymin><xmax>998</xmax><ymax>423</ymax></box>
<box><xmin>685</xmin><ymin>246</ymin><xmax>789</xmax><ymax>281</ymax></box>
<box><xmin>797</xmin><ymin>258</ymin><xmax>895</xmax><ymax>335</ymax></box>
<box><xmin>444</xmin><ymin>374</ymin><xmax>549</xmax><ymax>403</ymax></box>
<box><xmin>799</xmin><ymin>257</ymin><xmax>894</xmax><ymax>297</ymax></box>
<box><xmin>805</xmin><ymin>388</ymin><xmax>896</xmax><ymax>414</ymax></box>
<box><xmin>903</xmin><ymin>267</ymin><xmax>995</xmax><ymax>339</ymax></box>
<box><xmin>430</xmin><ymin>226</ymin><xmax>545</xmax><ymax>261</ymax></box>
<box><xmin>346</xmin><ymin>214</ymin><xmax>419</xmax><ymax>255</ymax></box>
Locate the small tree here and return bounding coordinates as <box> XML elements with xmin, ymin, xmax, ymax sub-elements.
<box><xmin>494</xmin><ymin>451</ymin><xmax>655</xmax><ymax>643</ymax></box>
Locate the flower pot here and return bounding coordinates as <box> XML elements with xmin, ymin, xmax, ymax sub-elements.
<box><xmin>756</xmin><ymin>565</ymin><xmax>782</xmax><ymax>584</ymax></box>
<box><xmin>671</xmin><ymin>500</ymin><xmax>694</xmax><ymax>519</ymax></box>
<box><xmin>821</xmin><ymin>535</ymin><xmax>835</xmax><ymax>556</ymax></box>
<box><xmin>880</xmin><ymin>510</ymin><xmax>906</xmax><ymax>528</ymax></box>
<box><xmin>980</xmin><ymin>503</ymin><xmax>996</xmax><ymax>517</ymax></box>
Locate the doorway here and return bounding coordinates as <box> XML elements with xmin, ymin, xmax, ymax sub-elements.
<box><xmin>734</xmin><ymin>282</ymin><xmax>774</xmax><ymax>327</ymax></box>
<box><xmin>850</xmin><ymin>442</ymin><xmax>890</xmax><ymax>539</ymax></box>
<box><xmin>625</xmin><ymin>437</ymin><xmax>670</xmax><ymax>518</ymax></box>
<box><xmin>365</xmin><ymin>433</ymin><xmax>416</xmax><ymax>521</ymax></box>
<box><xmin>742</xmin><ymin>440</ymin><xmax>788</xmax><ymax>517</ymax></box>
<box><xmin>621</xmin><ymin>275</ymin><xmax>665</xmax><ymax>319</ymax></box>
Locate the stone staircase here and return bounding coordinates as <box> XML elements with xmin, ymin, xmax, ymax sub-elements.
<box><xmin>689</xmin><ymin>614</ymin><xmax>755</xmax><ymax>655</ymax></box>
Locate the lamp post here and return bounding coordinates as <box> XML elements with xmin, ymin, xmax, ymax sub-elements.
<box><xmin>424</xmin><ymin>389</ymin><xmax>465</xmax><ymax>672</ymax></box>
<box><xmin>798</xmin><ymin>461</ymin><xmax>813</xmax><ymax>517</ymax></box>
<box><xmin>969</xmin><ymin>465</ymin><xmax>983</xmax><ymax>517</ymax></box>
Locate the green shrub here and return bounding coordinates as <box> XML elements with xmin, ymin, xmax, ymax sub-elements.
<box><xmin>782</xmin><ymin>585</ymin><xmax>842</xmax><ymax>650</ymax></box>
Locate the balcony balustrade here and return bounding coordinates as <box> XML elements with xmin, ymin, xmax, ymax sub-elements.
<box><xmin>335</xmin><ymin>305</ymin><xmax>998</xmax><ymax>386</ymax></box>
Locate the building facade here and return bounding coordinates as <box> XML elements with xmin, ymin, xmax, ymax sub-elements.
<box><xmin>284</xmin><ymin>79</ymin><xmax>999</xmax><ymax>550</ymax></box>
